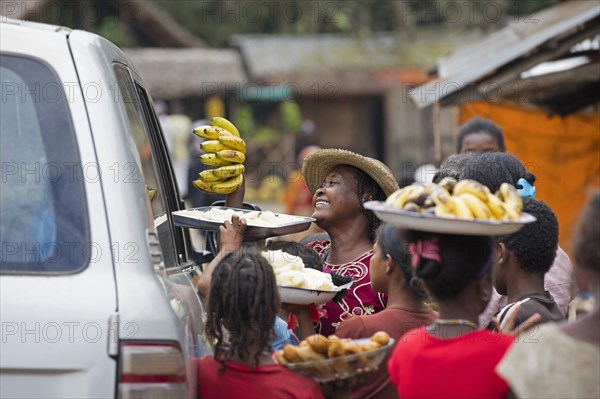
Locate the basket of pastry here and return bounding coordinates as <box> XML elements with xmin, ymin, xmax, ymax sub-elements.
<box><xmin>274</xmin><ymin>332</ymin><xmax>394</xmax><ymax>383</ymax></box>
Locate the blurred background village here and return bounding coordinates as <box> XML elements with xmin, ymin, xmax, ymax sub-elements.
<box><xmin>4</xmin><ymin>0</ymin><xmax>599</xmax><ymax>255</ymax></box>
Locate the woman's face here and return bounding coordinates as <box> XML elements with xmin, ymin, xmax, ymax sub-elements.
<box><xmin>459</xmin><ymin>132</ymin><xmax>500</xmax><ymax>153</ymax></box>
<box><xmin>369</xmin><ymin>239</ymin><xmax>388</xmax><ymax>293</ymax></box>
<box><xmin>311</xmin><ymin>165</ymin><xmax>362</xmax><ymax>226</ymax></box>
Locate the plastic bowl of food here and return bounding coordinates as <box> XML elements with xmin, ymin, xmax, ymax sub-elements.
<box><xmin>275</xmin><ymin>337</ymin><xmax>395</xmax><ymax>383</ymax></box>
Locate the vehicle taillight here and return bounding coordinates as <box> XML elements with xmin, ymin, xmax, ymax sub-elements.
<box><xmin>118</xmin><ymin>342</ymin><xmax>187</xmax><ymax>399</ymax></box>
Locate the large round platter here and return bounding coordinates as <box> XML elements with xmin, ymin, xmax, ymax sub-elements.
<box><xmin>278</xmin><ymin>282</ymin><xmax>352</xmax><ymax>306</ymax></box>
<box><xmin>364</xmin><ymin>201</ymin><xmax>536</xmax><ymax>236</ymax></box>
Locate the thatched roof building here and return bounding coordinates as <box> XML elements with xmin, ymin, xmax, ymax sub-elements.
<box><xmin>125</xmin><ymin>48</ymin><xmax>247</xmax><ymax>100</ymax></box>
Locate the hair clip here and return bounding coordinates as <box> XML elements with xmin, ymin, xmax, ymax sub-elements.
<box><xmin>516</xmin><ymin>178</ymin><xmax>536</xmax><ymax>198</ymax></box>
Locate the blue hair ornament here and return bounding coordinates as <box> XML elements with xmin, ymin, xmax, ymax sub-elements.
<box><xmin>516</xmin><ymin>178</ymin><xmax>536</xmax><ymax>198</ymax></box>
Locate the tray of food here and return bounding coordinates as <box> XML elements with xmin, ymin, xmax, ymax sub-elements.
<box><xmin>365</xmin><ymin>180</ymin><xmax>536</xmax><ymax>236</ymax></box>
<box><xmin>172</xmin><ymin>207</ymin><xmax>315</xmax><ymax>240</ymax></box>
<box><xmin>274</xmin><ymin>332</ymin><xmax>394</xmax><ymax>383</ymax></box>
<box><xmin>278</xmin><ymin>282</ymin><xmax>353</xmax><ymax>306</ymax></box>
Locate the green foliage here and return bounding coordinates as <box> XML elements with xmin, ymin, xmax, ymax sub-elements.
<box><xmin>280</xmin><ymin>101</ymin><xmax>302</xmax><ymax>132</ymax></box>
<box><xmin>96</xmin><ymin>18</ymin><xmax>139</xmax><ymax>47</ymax></box>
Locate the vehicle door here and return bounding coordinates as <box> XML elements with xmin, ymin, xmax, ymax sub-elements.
<box><xmin>113</xmin><ymin>64</ymin><xmax>209</xmax><ymax>360</ymax></box>
<box><xmin>0</xmin><ymin>25</ymin><xmax>118</xmax><ymax>398</ymax></box>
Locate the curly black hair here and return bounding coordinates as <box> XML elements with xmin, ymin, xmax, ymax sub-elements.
<box><xmin>573</xmin><ymin>190</ymin><xmax>600</xmax><ymax>273</ymax></box>
<box><xmin>354</xmin><ymin>167</ymin><xmax>386</xmax><ymax>243</ymax></box>
<box><xmin>206</xmin><ymin>252</ymin><xmax>279</xmax><ymax>371</ymax></box>
<box><xmin>456</xmin><ymin>117</ymin><xmax>506</xmax><ymax>153</ymax></box>
<box><xmin>265</xmin><ymin>240</ymin><xmax>323</xmax><ymax>271</ymax></box>
<box><xmin>432</xmin><ymin>153</ymin><xmax>475</xmax><ymax>184</ymax></box>
<box><xmin>376</xmin><ymin>224</ymin><xmax>427</xmax><ymax>301</ymax></box>
<box><xmin>498</xmin><ymin>199</ymin><xmax>559</xmax><ymax>274</ymax></box>
<box><xmin>404</xmin><ymin>231</ymin><xmax>494</xmax><ymax>301</ymax></box>
<box><xmin>458</xmin><ymin>152</ymin><xmax>536</xmax><ymax>193</ymax></box>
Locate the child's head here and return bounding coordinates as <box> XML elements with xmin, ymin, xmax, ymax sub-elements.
<box><xmin>494</xmin><ymin>199</ymin><xmax>558</xmax><ymax>295</ymax></box>
<box><xmin>406</xmin><ymin>231</ymin><xmax>494</xmax><ymax>307</ymax></box>
<box><xmin>264</xmin><ymin>240</ymin><xmax>352</xmax><ymax>300</ymax></box>
<box><xmin>456</xmin><ymin>117</ymin><xmax>506</xmax><ymax>153</ymax></box>
<box><xmin>572</xmin><ymin>190</ymin><xmax>600</xmax><ymax>288</ymax></box>
<box><xmin>206</xmin><ymin>252</ymin><xmax>279</xmax><ymax>368</ymax></box>
<box><xmin>371</xmin><ymin>224</ymin><xmax>427</xmax><ymax>300</ymax></box>
<box><xmin>459</xmin><ymin>151</ymin><xmax>536</xmax><ymax>195</ymax></box>
<box><xmin>264</xmin><ymin>240</ymin><xmax>323</xmax><ymax>271</ymax></box>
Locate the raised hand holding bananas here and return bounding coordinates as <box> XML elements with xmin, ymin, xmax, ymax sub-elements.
<box><xmin>192</xmin><ymin>117</ymin><xmax>246</xmax><ymax>194</ymax></box>
<box><xmin>385</xmin><ymin>179</ymin><xmax>523</xmax><ymax>221</ymax></box>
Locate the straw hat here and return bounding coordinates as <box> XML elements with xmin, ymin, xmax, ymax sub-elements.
<box><xmin>302</xmin><ymin>149</ymin><xmax>399</xmax><ymax>197</ymax></box>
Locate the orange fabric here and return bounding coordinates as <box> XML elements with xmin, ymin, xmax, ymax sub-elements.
<box><xmin>460</xmin><ymin>102</ymin><xmax>600</xmax><ymax>256</ymax></box>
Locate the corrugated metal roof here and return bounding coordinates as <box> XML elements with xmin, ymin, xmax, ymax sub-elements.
<box><xmin>410</xmin><ymin>0</ymin><xmax>600</xmax><ymax>109</ymax></box>
<box><xmin>125</xmin><ymin>48</ymin><xmax>247</xmax><ymax>100</ymax></box>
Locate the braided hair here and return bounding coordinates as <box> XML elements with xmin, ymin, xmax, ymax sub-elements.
<box><xmin>206</xmin><ymin>252</ymin><xmax>279</xmax><ymax>371</ymax></box>
<box><xmin>354</xmin><ymin>167</ymin><xmax>386</xmax><ymax>242</ymax></box>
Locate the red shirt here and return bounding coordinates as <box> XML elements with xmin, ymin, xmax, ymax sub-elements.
<box><xmin>336</xmin><ymin>306</ymin><xmax>438</xmax><ymax>399</ymax></box>
<box><xmin>197</xmin><ymin>356</ymin><xmax>323</xmax><ymax>399</ymax></box>
<box><xmin>307</xmin><ymin>240</ymin><xmax>387</xmax><ymax>336</ymax></box>
<box><xmin>388</xmin><ymin>326</ymin><xmax>513</xmax><ymax>399</ymax></box>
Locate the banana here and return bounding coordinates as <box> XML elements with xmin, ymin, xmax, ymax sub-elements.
<box><xmin>192</xmin><ymin>178</ymin><xmax>214</xmax><ymax>192</ymax></box>
<box><xmin>146</xmin><ymin>185</ymin><xmax>157</xmax><ymax>202</ymax></box>
<box><xmin>200</xmin><ymin>153</ymin><xmax>235</xmax><ymax>167</ymax></box>
<box><xmin>212</xmin><ymin>164</ymin><xmax>245</xmax><ymax>179</ymax></box>
<box><xmin>386</xmin><ymin>184</ymin><xmax>424</xmax><ymax>210</ymax></box>
<box><xmin>450</xmin><ymin>196</ymin><xmax>474</xmax><ymax>219</ymax></box>
<box><xmin>502</xmin><ymin>203</ymin><xmax>520</xmax><ymax>221</ymax></box>
<box><xmin>210</xmin><ymin>174</ymin><xmax>244</xmax><ymax>194</ymax></box>
<box><xmin>216</xmin><ymin>149</ymin><xmax>245</xmax><ymax>164</ymax></box>
<box><xmin>386</xmin><ymin>187</ymin><xmax>412</xmax><ymax>209</ymax></box>
<box><xmin>458</xmin><ymin>192</ymin><xmax>492</xmax><ymax>220</ymax></box>
<box><xmin>218</xmin><ymin>135</ymin><xmax>246</xmax><ymax>153</ymax></box>
<box><xmin>211</xmin><ymin>116</ymin><xmax>240</xmax><ymax>137</ymax></box>
<box><xmin>453</xmin><ymin>179</ymin><xmax>489</xmax><ymax>202</ymax></box>
<box><xmin>200</xmin><ymin>140</ymin><xmax>229</xmax><ymax>153</ymax></box>
<box><xmin>192</xmin><ymin>174</ymin><xmax>244</xmax><ymax>194</ymax></box>
<box><xmin>485</xmin><ymin>191</ymin><xmax>506</xmax><ymax>220</ymax></box>
<box><xmin>435</xmin><ymin>206</ymin><xmax>456</xmax><ymax>219</ymax></box>
<box><xmin>403</xmin><ymin>202</ymin><xmax>421</xmax><ymax>213</ymax></box>
<box><xmin>438</xmin><ymin>177</ymin><xmax>457</xmax><ymax>194</ymax></box>
<box><xmin>431</xmin><ymin>187</ymin><xmax>454</xmax><ymax>214</ymax></box>
<box><xmin>497</xmin><ymin>183</ymin><xmax>523</xmax><ymax>215</ymax></box>
<box><xmin>194</xmin><ymin>125</ymin><xmax>231</xmax><ymax>140</ymax></box>
<box><xmin>198</xmin><ymin>170</ymin><xmax>224</xmax><ymax>183</ymax></box>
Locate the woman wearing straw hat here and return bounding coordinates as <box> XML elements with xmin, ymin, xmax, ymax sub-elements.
<box><xmin>301</xmin><ymin>149</ymin><xmax>399</xmax><ymax>336</ymax></box>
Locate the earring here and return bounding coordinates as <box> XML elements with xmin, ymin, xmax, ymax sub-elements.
<box><xmin>481</xmin><ymin>290</ymin><xmax>491</xmax><ymax>302</ymax></box>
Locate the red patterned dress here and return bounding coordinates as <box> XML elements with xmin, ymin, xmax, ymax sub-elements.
<box><xmin>306</xmin><ymin>240</ymin><xmax>387</xmax><ymax>336</ymax></box>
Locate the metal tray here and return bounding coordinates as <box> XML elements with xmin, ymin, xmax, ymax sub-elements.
<box><xmin>172</xmin><ymin>207</ymin><xmax>316</xmax><ymax>240</ymax></box>
<box><xmin>364</xmin><ymin>201</ymin><xmax>536</xmax><ymax>236</ymax></box>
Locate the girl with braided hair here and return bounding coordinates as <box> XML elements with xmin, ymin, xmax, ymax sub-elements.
<box><xmin>196</xmin><ymin>251</ymin><xmax>323</xmax><ymax>399</ymax></box>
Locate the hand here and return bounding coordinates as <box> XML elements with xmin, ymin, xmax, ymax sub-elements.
<box><xmin>491</xmin><ymin>304</ymin><xmax>542</xmax><ymax>336</ymax></box>
<box><xmin>218</xmin><ymin>214</ymin><xmax>247</xmax><ymax>254</ymax></box>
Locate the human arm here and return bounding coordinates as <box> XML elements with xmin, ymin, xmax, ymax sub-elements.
<box><xmin>196</xmin><ymin>215</ymin><xmax>247</xmax><ymax>297</ymax></box>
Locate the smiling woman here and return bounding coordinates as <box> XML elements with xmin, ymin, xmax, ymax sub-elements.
<box><xmin>301</xmin><ymin>149</ymin><xmax>399</xmax><ymax>336</ymax></box>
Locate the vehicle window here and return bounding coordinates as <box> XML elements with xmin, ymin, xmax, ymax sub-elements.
<box><xmin>113</xmin><ymin>64</ymin><xmax>179</xmax><ymax>267</ymax></box>
<box><xmin>0</xmin><ymin>55</ymin><xmax>89</xmax><ymax>273</ymax></box>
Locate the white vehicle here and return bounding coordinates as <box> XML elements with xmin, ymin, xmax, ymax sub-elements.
<box><xmin>0</xmin><ymin>18</ymin><xmax>207</xmax><ymax>398</ymax></box>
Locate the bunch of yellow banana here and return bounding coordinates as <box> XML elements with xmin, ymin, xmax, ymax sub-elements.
<box><xmin>192</xmin><ymin>117</ymin><xmax>246</xmax><ymax>194</ymax></box>
<box><xmin>385</xmin><ymin>179</ymin><xmax>522</xmax><ymax>221</ymax></box>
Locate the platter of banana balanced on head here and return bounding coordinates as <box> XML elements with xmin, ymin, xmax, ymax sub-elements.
<box><xmin>173</xmin><ymin>117</ymin><xmax>316</xmax><ymax>240</ymax></box>
<box><xmin>364</xmin><ymin>178</ymin><xmax>536</xmax><ymax>235</ymax></box>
